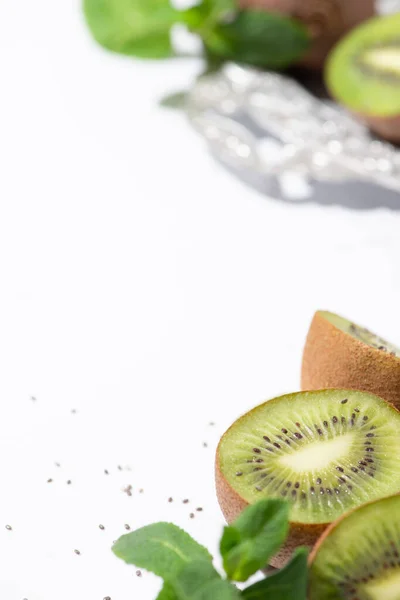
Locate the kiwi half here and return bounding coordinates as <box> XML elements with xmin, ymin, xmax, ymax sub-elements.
<box><xmin>326</xmin><ymin>13</ymin><xmax>400</xmax><ymax>142</ymax></box>
<box><xmin>239</xmin><ymin>0</ymin><xmax>375</xmax><ymax>69</ymax></box>
<box><xmin>309</xmin><ymin>495</ymin><xmax>400</xmax><ymax>600</ymax></box>
<box><xmin>302</xmin><ymin>311</ymin><xmax>400</xmax><ymax>408</ymax></box>
<box><xmin>216</xmin><ymin>389</ymin><xmax>400</xmax><ymax>567</ymax></box>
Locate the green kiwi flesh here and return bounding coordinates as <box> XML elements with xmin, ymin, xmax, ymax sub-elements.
<box><xmin>326</xmin><ymin>13</ymin><xmax>400</xmax><ymax>117</ymax></box>
<box><xmin>218</xmin><ymin>390</ymin><xmax>400</xmax><ymax>525</ymax></box>
<box><xmin>309</xmin><ymin>495</ymin><xmax>400</xmax><ymax>600</ymax></box>
<box><xmin>321</xmin><ymin>310</ymin><xmax>400</xmax><ymax>357</ymax></box>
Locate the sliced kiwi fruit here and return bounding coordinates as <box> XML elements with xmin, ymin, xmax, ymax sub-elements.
<box><xmin>309</xmin><ymin>495</ymin><xmax>400</xmax><ymax>600</ymax></box>
<box><xmin>326</xmin><ymin>13</ymin><xmax>400</xmax><ymax>142</ymax></box>
<box><xmin>302</xmin><ymin>311</ymin><xmax>400</xmax><ymax>408</ymax></box>
<box><xmin>216</xmin><ymin>389</ymin><xmax>400</xmax><ymax>567</ymax></box>
<box><xmin>240</xmin><ymin>0</ymin><xmax>375</xmax><ymax>69</ymax></box>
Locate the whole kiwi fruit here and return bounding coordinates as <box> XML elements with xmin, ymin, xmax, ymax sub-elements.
<box><xmin>216</xmin><ymin>389</ymin><xmax>400</xmax><ymax>567</ymax></box>
<box><xmin>239</xmin><ymin>0</ymin><xmax>375</xmax><ymax>69</ymax></box>
<box><xmin>302</xmin><ymin>311</ymin><xmax>400</xmax><ymax>409</ymax></box>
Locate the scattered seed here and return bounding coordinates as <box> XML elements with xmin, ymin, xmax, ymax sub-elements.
<box><xmin>47</xmin><ymin>479</ymin><xmax>53</xmax><ymax>483</ymax></box>
<box><xmin>123</xmin><ymin>485</ymin><xmax>133</xmax><ymax>497</ymax></box>
<box><xmin>74</xmin><ymin>549</ymin><xmax>81</xmax><ymax>555</ymax></box>
<box><xmin>136</xmin><ymin>570</ymin><xmax>142</xmax><ymax>577</ymax></box>
<box><xmin>55</xmin><ymin>462</ymin><xmax>61</xmax><ymax>467</ymax></box>
<box><xmin>5</xmin><ymin>525</ymin><xmax>12</xmax><ymax>531</ymax></box>
<box><xmin>117</xmin><ymin>465</ymin><xmax>122</xmax><ymax>471</ymax></box>
<box><xmin>67</xmin><ymin>480</ymin><xmax>72</xmax><ymax>485</ymax></box>
<box><xmin>99</xmin><ymin>525</ymin><xmax>105</xmax><ymax>530</ymax></box>
<box><xmin>124</xmin><ymin>524</ymin><xmax>130</xmax><ymax>530</ymax></box>
<box><xmin>139</xmin><ymin>488</ymin><xmax>144</xmax><ymax>494</ymax></box>
<box><xmin>168</xmin><ymin>497</ymin><xmax>173</xmax><ymax>503</ymax></box>
<box><xmin>183</xmin><ymin>499</ymin><xmax>189</xmax><ymax>504</ymax></box>
<box><xmin>104</xmin><ymin>470</ymin><xmax>109</xmax><ymax>475</ymax></box>
<box><xmin>203</xmin><ymin>442</ymin><xmax>208</xmax><ymax>448</ymax></box>
<box><xmin>104</xmin><ymin>597</ymin><xmax>111</xmax><ymax>600</ymax></box>
<box><xmin>189</xmin><ymin>513</ymin><xmax>195</xmax><ymax>519</ymax></box>
<box><xmin>196</xmin><ymin>507</ymin><xmax>203</xmax><ymax>512</ymax></box>
<box><xmin>209</xmin><ymin>422</ymin><xmax>215</xmax><ymax>426</ymax></box>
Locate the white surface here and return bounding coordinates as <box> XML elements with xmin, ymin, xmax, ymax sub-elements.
<box><xmin>1</xmin><ymin>2</ymin><xmax>400</xmax><ymax>599</ymax></box>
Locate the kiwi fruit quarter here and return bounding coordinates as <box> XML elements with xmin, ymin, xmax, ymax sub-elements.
<box><xmin>302</xmin><ymin>311</ymin><xmax>400</xmax><ymax>409</ymax></box>
<box><xmin>239</xmin><ymin>0</ymin><xmax>375</xmax><ymax>69</ymax></box>
<box><xmin>309</xmin><ymin>494</ymin><xmax>400</xmax><ymax>600</ymax></box>
<box><xmin>216</xmin><ymin>389</ymin><xmax>400</xmax><ymax>568</ymax></box>
<box><xmin>326</xmin><ymin>13</ymin><xmax>400</xmax><ymax>143</ymax></box>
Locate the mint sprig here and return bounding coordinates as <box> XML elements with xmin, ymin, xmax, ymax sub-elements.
<box><xmin>112</xmin><ymin>499</ymin><xmax>308</xmax><ymax>599</ymax></box>
<box><xmin>83</xmin><ymin>0</ymin><xmax>310</xmax><ymax>69</ymax></box>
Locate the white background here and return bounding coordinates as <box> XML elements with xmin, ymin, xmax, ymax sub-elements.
<box><xmin>1</xmin><ymin>2</ymin><xmax>400</xmax><ymax>599</ymax></box>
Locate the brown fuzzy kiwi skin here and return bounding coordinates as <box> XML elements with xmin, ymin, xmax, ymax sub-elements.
<box><xmin>302</xmin><ymin>311</ymin><xmax>400</xmax><ymax>409</ymax></box>
<box><xmin>215</xmin><ymin>440</ymin><xmax>327</xmax><ymax>568</ymax></box>
<box><xmin>238</xmin><ymin>0</ymin><xmax>375</xmax><ymax>70</ymax></box>
<box><xmin>362</xmin><ymin>114</ymin><xmax>400</xmax><ymax>144</ymax></box>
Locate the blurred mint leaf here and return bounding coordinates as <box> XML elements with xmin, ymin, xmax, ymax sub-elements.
<box><xmin>220</xmin><ymin>499</ymin><xmax>290</xmax><ymax>582</ymax></box>
<box><xmin>182</xmin><ymin>0</ymin><xmax>236</xmax><ymax>31</ymax></box>
<box><xmin>242</xmin><ymin>548</ymin><xmax>309</xmax><ymax>600</ymax></box>
<box><xmin>83</xmin><ymin>0</ymin><xmax>179</xmax><ymax>58</ymax></box>
<box><xmin>172</xmin><ymin>561</ymin><xmax>241</xmax><ymax>600</ymax></box>
<box><xmin>113</xmin><ymin>523</ymin><xmax>212</xmax><ymax>578</ymax></box>
<box><xmin>157</xmin><ymin>583</ymin><xmax>178</xmax><ymax>600</ymax></box>
<box><xmin>159</xmin><ymin>90</ymin><xmax>187</xmax><ymax>110</ymax></box>
<box><xmin>205</xmin><ymin>10</ymin><xmax>310</xmax><ymax>69</ymax></box>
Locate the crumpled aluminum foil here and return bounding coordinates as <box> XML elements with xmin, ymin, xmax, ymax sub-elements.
<box><xmin>187</xmin><ymin>63</ymin><xmax>400</xmax><ymax>206</ymax></box>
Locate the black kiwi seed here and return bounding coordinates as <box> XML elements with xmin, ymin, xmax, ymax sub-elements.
<box><xmin>370</xmin><ymin>426</ymin><xmax>376</xmax><ymax>430</ymax></box>
<box><xmin>294</xmin><ymin>432</ymin><xmax>303</xmax><ymax>439</ymax></box>
<box><xmin>341</xmin><ymin>399</ymin><xmax>348</xmax><ymax>404</ymax></box>
<box><xmin>281</xmin><ymin>490</ymin><xmax>287</xmax><ymax>497</ymax></box>
<box><xmin>359</xmin><ymin>461</ymin><xmax>367</xmax><ymax>466</ymax></box>
<box><xmin>253</xmin><ymin>467</ymin><xmax>262</xmax><ymax>472</ymax></box>
<box><xmin>253</xmin><ymin>448</ymin><xmax>261</xmax><ymax>453</ymax></box>
<box><xmin>336</xmin><ymin>466</ymin><xmax>344</xmax><ymax>472</ymax></box>
<box><xmin>291</xmin><ymin>490</ymin><xmax>297</xmax><ymax>497</ymax></box>
<box><xmin>281</xmin><ymin>428</ymin><xmax>288</xmax><ymax>434</ymax></box>
<box><xmin>352</xmin><ymin>413</ymin><xmax>356</xmax><ymax>419</ymax></box>
<box><xmin>263</xmin><ymin>436</ymin><xmax>271</xmax><ymax>442</ymax></box>
<box><xmin>338</xmin><ymin>477</ymin><xmax>346</xmax><ymax>483</ymax></box>
<box><xmin>286</xmin><ymin>482</ymin><xmax>292</xmax><ymax>487</ymax></box>
<box><xmin>301</xmin><ymin>492</ymin><xmax>306</xmax><ymax>499</ymax></box>
<box><xmin>316</xmin><ymin>477</ymin><xmax>322</xmax><ymax>485</ymax></box>
<box><xmin>363</xmin><ymin>416</ymin><xmax>369</xmax><ymax>421</ymax></box>
<box><xmin>323</xmin><ymin>421</ymin><xmax>328</xmax><ymax>427</ymax></box>
<box><xmin>273</xmin><ymin>443</ymin><xmax>281</xmax><ymax>449</ymax></box>
<box><xmin>366</xmin><ymin>433</ymin><xmax>375</xmax><ymax>438</ymax></box>
<box><xmin>255</xmin><ymin>486</ymin><xmax>262</xmax><ymax>492</ymax></box>
<box><xmin>351</xmin><ymin>467</ymin><xmax>358</xmax><ymax>473</ymax></box>
<box><xmin>285</xmin><ymin>439</ymin><xmax>291</xmax><ymax>445</ymax></box>
<box><xmin>317</xmin><ymin>428</ymin><xmax>323</xmax><ymax>435</ymax></box>
<box><xmin>326</xmin><ymin>488</ymin><xmax>332</xmax><ymax>495</ymax></box>
<box><xmin>320</xmin><ymin>488</ymin><xmax>325</xmax><ymax>495</ymax></box>
<box><xmin>341</xmin><ymin>416</ymin><xmax>346</xmax><ymax>424</ymax></box>
<box><xmin>236</xmin><ymin>472</ymin><xmax>243</xmax><ymax>476</ymax></box>
<box><xmin>334</xmin><ymin>488</ymin><xmax>340</xmax><ymax>494</ymax></box>
<box><xmin>355</xmin><ymin>408</ymin><xmax>360</xmax><ymax>413</ymax></box>
<box><xmin>332</xmin><ymin>416</ymin><xmax>338</xmax><ymax>424</ymax></box>
<box><xmin>256</xmin><ymin>458</ymin><xmax>263</xmax><ymax>463</ymax></box>
<box><xmin>366</xmin><ymin>447</ymin><xmax>375</xmax><ymax>452</ymax></box>
<box><xmin>295</xmin><ymin>482</ymin><xmax>300</xmax><ymax>489</ymax></box>
<box><xmin>295</xmin><ymin>422</ymin><xmax>301</xmax><ymax>427</ymax></box>
<box><xmin>310</xmin><ymin>486</ymin><xmax>315</xmax><ymax>493</ymax></box>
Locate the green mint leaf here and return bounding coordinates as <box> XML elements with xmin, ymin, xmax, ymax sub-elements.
<box><xmin>204</xmin><ymin>10</ymin><xmax>310</xmax><ymax>69</ymax></box>
<box><xmin>172</xmin><ymin>561</ymin><xmax>241</xmax><ymax>600</ymax></box>
<box><xmin>83</xmin><ymin>0</ymin><xmax>179</xmax><ymax>58</ymax></box>
<box><xmin>159</xmin><ymin>91</ymin><xmax>187</xmax><ymax>110</ymax></box>
<box><xmin>113</xmin><ymin>523</ymin><xmax>212</xmax><ymax>579</ymax></box>
<box><xmin>157</xmin><ymin>583</ymin><xmax>179</xmax><ymax>600</ymax></box>
<box><xmin>242</xmin><ymin>548</ymin><xmax>309</xmax><ymax>600</ymax></box>
<box><xmin>220</xmin><ymin>499</ymin><xmax>290</xmax><ymax>582</ymax></box>
<box><xmin>182</xmin><ymin>0</ymin><xmax>235</xmax><ymax>32</ymax></box>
